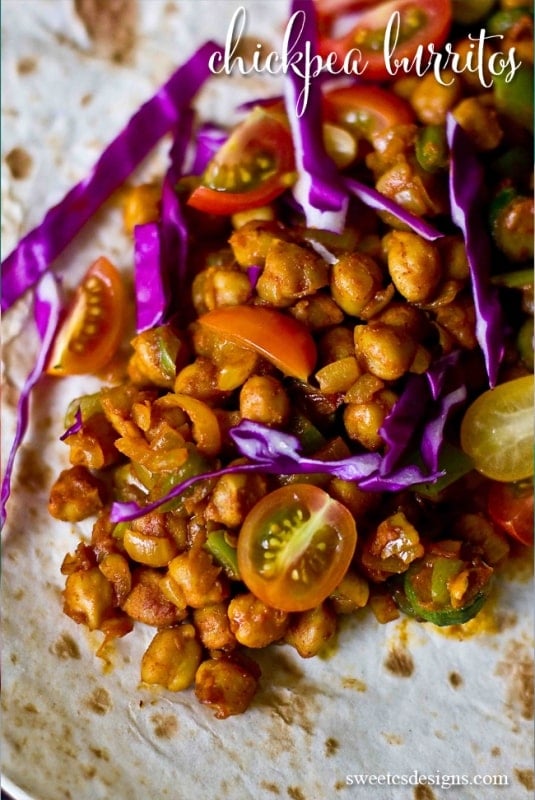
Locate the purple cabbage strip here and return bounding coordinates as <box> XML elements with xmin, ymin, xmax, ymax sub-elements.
<box><xmin>246</xmin><ymin>265</ymin><xmax>262</xmax><ymax>290</ymax></box>
<box><xmin>134</xmin><ymin>223</ymin><xmax>167</xmax><ymax>331</ymax></box>
<box><xmin>1</xmin><ymin>274</ymin><xmax>62</xmax><ymax>525</ymax></box>
<box><xmin>189</xmin><ymin>123</ymin><xmax>228</xmax><ymax>175</ymax></box>
<box><xmin>109</xmin><ymin>418</ymin><xmax>442</xmax><ymax>523</ymax></box>
<box><xmin>379</xmin><ymin>374</ymin><xmax>429</xmax><ymax>475</ymax></box>
<box><xmin>420</xmin><ymin>385</ymin><xmax>467</xmax><ymax>472</ymax></box>
<box><xmin>1</xmin><ymin>41</ymin><xmax>222</xmax><ymax>312</ymax></box>
<box><xmin>60</xmin><ymin>405</ymin><xmax>83</xmax><ymax>441</ymax></box>
<box><xmin>446</xmin><ymin>115</ymin><xmax>504</xmax><ymax>387</ymax></box>
<box><xmin>344</xmin><ymin>178</ymin><xmax>444</xmax><ymax>242</ymax></box>
<box><xmin>134</xmin><ymin>109</ymin><xmax>194</xmax><ymax>331</ymax></box>
<box><xmin>283</xmin><ymin>0</ymin><xmax>348</xmax><ymax>232</ymax></box>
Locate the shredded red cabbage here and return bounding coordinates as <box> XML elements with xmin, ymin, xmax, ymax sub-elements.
<box><xmin>380</xmin><ymin>351</ymin><xmax>465</xmax><ymax>474</ymax></box>
<box><xmin>1</xmin><ymin>42</ymin><xmax>221</xmax><ymax>312</ymax></box>
<box><xmin>284</xmin><ymin>0</ymin><xmax>348</xmax><ymax>232</ymax></box>
<box><xmin>446</xmin><ymin>115</ymin><xmax>504</xmax><ymax>387</ymax></box>
<box><xmin>134</xmin><ymin>110</ymin><xmax>194</xmax><ymax>330</ymax></box>
<box><xmin>246</xmin><ymin>265</ymin><xmax>262</xmax><ymax>289</ymax></box>
<box><xmin>189</xmin><ymin>123</ymin><xmax>228</xmax><ymax>175</ymax></box>
<box><xmin>344</xmin><ymin>178</ymin><xmax>444</xmax><ymax>241</ymax></box>
<box><xmin>60</xmin><ymin>405</ymin><xmax>83</xmax><ymax>441</ymax></box>
<box><xmin>109</xmin><ymin>418</ymin><xmax>443</xmax><ymax>522</ymax></box>
<box><xmin>1</xmin><ymin>274</ymin><xmax>62</xmax><ymax>525</ymax></box>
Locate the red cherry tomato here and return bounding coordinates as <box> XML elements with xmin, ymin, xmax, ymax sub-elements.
<box><xmin>198</xmin><ymin>305</ymin><xmax>317</xmax><ymax>380</ymax></box>
<box><xmin>323</xmin><ymin>84</ymin><xmax>414</xmax><ymax>139</ymax></box>
<box><xmin>46</xmin><ymin>257</ymin><xmax>126</xmax><ymax>376</ymax></box>
<box><xmin>316</xmin><ymin>0</ymin><xmax>452</xmax><ymax>81</ymax></box>
<box><xmin>487</xmin><ymin>480</ymin><xmax>534</xmax><ymax>546</ymax></box>
<box><xmin>187</xmin><ymin>107</ymin><xmax>296</xmax><ymax>215</ymax></box>
<box><xmin>237</xmin><ymin>484</ymin><xmax>357</xmax><ymax>611</ymax></box>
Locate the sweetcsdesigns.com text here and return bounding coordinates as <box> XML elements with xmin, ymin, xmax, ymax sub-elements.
<box><xmin>208</xmin><ymin>7</ymin><xmax>523</xmax><ymax>116</ymax></box>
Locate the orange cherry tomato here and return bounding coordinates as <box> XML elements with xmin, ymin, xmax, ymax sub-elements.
<box><xmin>316</xmin><ymin>0</ymin><xmax>452</xmax><ymax>81</ymax></box>
<box><xmin>187</xmin><ymin>106</ymin><xmax>296</xmax><ymax>215</ymax></box>
<box><xmin>237</xmin><ymin>484</ymin><xmax>357</xmax><ymax>611</ymax></box>
<box><xmin>323</xmin><ymin>85</ymin><xmax>414</xmax><ymax>139</ymax></box>
<box><xmin>46</xmin><ymin>257</ymin><xmax>126</xmax><ymax>376</ymax></box>
<box><xmin>487</xmin><ymin>480</ymin><xmax>534</xmax><ymax>547</ymax></box>
<box><xmin>198</xmin><ymin>305</ymin><xmax>317</xmax><ymax>380</ymax></box>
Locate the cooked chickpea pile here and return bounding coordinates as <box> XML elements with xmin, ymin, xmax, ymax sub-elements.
<box><xmin>49</xmin><ymin>9</ymin><xmax>533</xmax><ymax>718</ymax></box>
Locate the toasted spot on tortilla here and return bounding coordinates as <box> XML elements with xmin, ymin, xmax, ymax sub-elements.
<box><xmin>414</xmin><ymin>786</ymin><xmax>436</xmax><ymax>800</ymax></box>
<box><xmin>287</xmin><ymin>787</ymin><xmax>306</xmax><ymax>800</ymax></box>
<box><xmin>150</xmin><ymin>712</ymin><xmax>178</xmax><ymax>739</ymax></box>
<box><xmin>491</xmin><ymin>746</ymin><xmax>501</xmax><ymax>757</ymax></box>
<box><xmin>5</xmin><ymin>146</ymin><xmax>33</xmax><ymax>179</ymax></box>
<box><xmin>16</xmin><ymin>56</ymin><xmax>37</xmax><ymax>74</ymax></box>
<box><xmin>515</xmin><ymin>768</ymin><xmax>535</xmax><ymax>791</ymax></box>
<box><xmin>324</xmin><ymin>737</ymin><xmax>339</xmax><ymax>757</ymax></box>
<box><xmin>384</xmin><ymin>646</ymin><xmax>414</xmax><ymax>677</ymax></box>
<box><xmin>261</xmin><ymin>781</ymin><xmax>281</xmax><ymax>794</ymax></box>
<box><xmin>89</xmin><ymin>745</ymin><xmax>110</xmax><ymax>761</ymax></box>
<box><xmin>51</xmin><ymin>632</ymin><xmax>81</xmax><ymax>660</ymax></box>
<box><xmin>74</xmin><ymin>0</ymin><xmax>137</xmax><ymax>63</ymax></box>
<box><xmin>341</xmin><ymin>676</ymin><xmax>366</xmax><ymax>691</ymax></box>
<box><xmin>381</xmin><ymin>731</ymin><xmax>404</xmax><ymax>745</ymax></box>
<box><xmin>496</xmin><ymin>641</ymin><xmax>534</xmax><ymax>720</ymax></box>
<box><xmin>448</xmin><ymin>671</ymin><xmax>463</xmax><ymax>688</ymax></box>
<box><xmin>84</xmin><ymin>686</ymin><xmax>112</xmax><ymax>715</ymax></box>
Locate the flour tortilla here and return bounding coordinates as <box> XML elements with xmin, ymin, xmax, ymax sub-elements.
<box><xmin>1</xmin><ymin>3</ymin><xmax>533</xmax><ymax>799</ymax></box>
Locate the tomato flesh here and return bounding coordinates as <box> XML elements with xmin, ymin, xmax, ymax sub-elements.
<box><xmin>460</xmin><ymin>374</ymin><xmax>534</xmax><ymax>482</ymax></box>
<box><xmin>317</xmin><ymin>0</ymin><xmax>452</xmax><ymax>81</ymax></box>
<box><xmin>323</xmin><ymin>85</ymin><xmax>414</xmax><ymax>139</ymax></box>
<box><xmin>46</xmin><ymin>257</ymin><xmax>126</xmax><ymax>377</ymax></box>
<box><xmin>198</xmin><ymin>305</ymin><xmax>317</xmax><ymax>380</ymax></box>
<box><xmin>237</xmin><ymin>484</ymin><xmax>357</xmax><ymax>611</ymax></box>
<box><xmin>487</xmin><ymin>480</ymin><xmax>534</xmax><ymax>546</ymax></box>
<box><xmin>187</xmin><ymin>107</ymin><xmax>296</xmax><ymax>215</ymax></box>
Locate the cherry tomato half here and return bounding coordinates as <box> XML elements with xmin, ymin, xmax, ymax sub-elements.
<box><xmin>487</xmin><ymin>480</ymin><xmax>534</xmax><ymax>546</ymax></box>
<box><xmin>46</xmin><ymin>257</ymin><xmax>126</xmax><ymax>376</ymax></box>
<box><xmin>323</xmin><ymin>84</ymin><xmax>414</xmax><ymax>140</ymax></box>
<box><xmin>198</xmin><ymin>305</ymin><xmax>317</xmax><ymax>380</ymax></box>
<box><xmin>187</xmin><ymin>107</ymin><xmax>296</xmax><ymax>215</ymax></box>
<box><xmin>460</xmin><ymin>374</ymin><xmax>534</xmax><ymax>483</ymax></box>
<box><xmin>317</xmin><ymin>0</ymin><xmax>452</xmax><ymax>81</ymax></box>
<box><xmin>237</xmin><ymin>484</ymin><xmax>357</xmax><ymax>612</ymax></box>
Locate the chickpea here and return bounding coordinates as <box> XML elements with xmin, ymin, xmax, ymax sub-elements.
<box><xmin>437</xmin><ymin>236</ymin><xmax>470</xmax><ymax>282</ymax></box>
<box><xmin>433</xmin><ymin>295</ymin><xmax>477</xmax><ymax>350</ymax></box>
<box><xmin>122</xmin><ymin>568</ymin><xmax>185</xmax><ymax>627</ymax></box>
<box><xmin>410</xmin><ymin>71</ymin><xmax>462</xmax><ymax>125</ymax></box>
<box><xmin>141</xmin><ymin>625</ymin><xmax>202</xmax><ymax>692</ymax></box>
<box><xmin>344</xmin><ymin>372</ymin><xmax>385</xmax><ymax>404</ymax></box>
<box><xmin>452</xmin><ymin>97</ymin><xmax>503</xmax><ymax>151</ymax></box>
<box><xmin>343</xmin><ymin>393</ymin><xmax>392</xmax><ymax>451</ymax></box>
<box><xmin>374</xmin><ymin>301</ymin><xmax>429</xmax><ymax>339</ymax></box>
<box><xmin>98</xmin><ymin>553</ymin><xmax>132</xmax><ymax>606</ymax></box>
<box><xmin>290</xmin><ymin>293</ymin><xmax>344</xmax><ymax>330</ymax></box>
<box><xmin>195</xmin><ymin>655</ymin><xmax>261</xmax><ymax>718</ymax></box>
<box><xmin>174</xmin><ymin>357</ymin><xmax>229</xmax><ymax>403</ymax></box>
<box><xmin>63</xmin><ymin>568</ymin><xmax>114</xmax><ymax>630</ymax></box>
<box><xmin>193</xmin><ymin>603</ymin><xmax>237</xmax><ymax>651</ymax></box>
<box><xmin>122</xmin><ymin>529</ymin><xmax>178</xmax><ymax>568</ymax></box>
<box><xmin>329</xmin><ymin>571</ymin><xmax>370</xmax><ymax>614</ymax></box>
<box><xmin>354</xmin><ymin>323</ymin><xmax>416</xmax><ymax>381</ymax></box>
<box><xmin>375</xmin><ymin>159</ymin><xmax>448</xmax><ymax>218</ymax></box>
<box><xmin>256</xmin><ymin>240</ymin><xmax>329</xmax><ymax>307</ymax></box>
<box><xmin>328</xmin><ymin>479</ymin><xmax>382</xmax><ymax>519</ymax></box>
<box><xmin>239</xmin><ymin>375</ymin><xmax>290</xmax><ymax>427</ymax></box>
<box><xmin>192</xmin><ymin>266</ymin><xmax>252</xmax><ymax>313</ymax></box>
<box><xmin>122</xmin><ymin>183</ymin><xmax>160</xmax><ymax>234</ymax></box>
<box><xmin>167</xmin><ymin>548</ymin><xmax>229</xmax><ymax>608</ymax></box>
<box><xmin>229</xmin><ymin>219</ymin><xmax>289</xmax><ymax>267</ymax></box>
<box><xmin>384</xmin><ymin>231</ymin><xmax>442</xmax><ymax>303</ymax></box>
<box><xmin>330</xmin><ymin>252</ymin><xmax>385</xmax><ymax>317</ymax></box>
<box><xmin>205</xmin><ymin>472</ymin><xmax>268</xmax><ymax>528</ymax></box>
<box><xmin>227</xmin><ymin>593</ymin><xmax>289</xmax><ymax>648</ymax></box>
<box><xmin>319</xmin><ymin>326</ymin><xmax>355</xmax><ymax>363</ymax></box>
<box><xmin>48</xmin><ymin>466</ymin><xmax>105</xmax><ymax>522</ymax></box>
<box><xmin>284</xmin><ymin>603</ymin><xmax>337</xmax><ymax>658</ymax></box>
